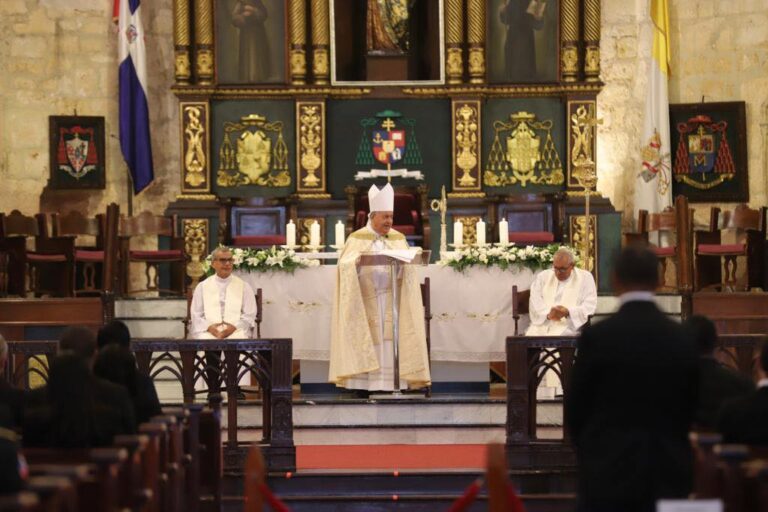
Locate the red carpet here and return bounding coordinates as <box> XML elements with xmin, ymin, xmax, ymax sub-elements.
<box><xmin>297</xmin><ymin>444</ymin><xmax>486</xmax><ymax>470</ymax></box>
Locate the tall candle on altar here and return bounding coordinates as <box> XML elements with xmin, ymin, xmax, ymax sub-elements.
<box><xmin>309</xmin><ymin>221</ymin><xmax>321</xmax><ymax>247</ymax></box>
<box><xmin>286</xmin><ymin>220</ymin><xmax>296</xmax><ymax>247</ymax></box>
<box><xmin>498</xmin><ymin>219</ymin><xmax>509</xmax><ymax>245</ymax></box>
<box><xmin>334</xmin><ymin>220</ymin><xmax>345</xmax><ymax>246</ymax></box>
<box><xmin>453</xmin><ymin>220</ymin><xmax>463</xmax><ymax>246</ymax></box>
<box><xmin>476</xmin><ymin>219</ymin><xmax>486</xmax><ymax>246</ymax></box>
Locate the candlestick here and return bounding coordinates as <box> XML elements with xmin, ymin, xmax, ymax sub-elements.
<box><xmin>286</xmin><ymin>220</ymin><xmax>296</xmax><ymax>247</ymax></box>
<box><xmin>453</xmin><ymin>220</ymin><xmax>463</xmax><ymax>247</ymax></box>
<box><xmin>499</xmin><ymin>219</ymin><xmax>509</xmax><ymax>245</ymax></box>
<box><xmin>476</xmin><ymin>219</ymin><xmax>486</xmax><ymax>246</ymax></box>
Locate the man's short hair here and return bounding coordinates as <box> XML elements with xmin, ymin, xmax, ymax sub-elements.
<box><xmin>761</xmin><ymin>338</ymin><xmax>768</xmax><ymax>374</ymax></box>
<box><xmin>553</xmin><ymin>247</ymin><xmax>575</xmax><ymax>266</ymax></box>
<box><xmin>685</xmin><ymin>315</ymin><xmax>718</xmax><ymax>355</ymax></box>
<box><xmin>59</xmin><ymin>326</ymin><xmax>97</xmax><ymax>361</ymax></box>
<box><xmin>97</xmin><ymin>320</ymin><xmax>132</xmax><ymax>349</ymax></box>
<box><xmin>612</xmin><ymin>246</ymin><xmax>659</xmax><ymax>290</ymax></box>
<box><xmin>210</xmin><ymin>246</ymin><xmax>231</xmax><ymax>260</ymax></box>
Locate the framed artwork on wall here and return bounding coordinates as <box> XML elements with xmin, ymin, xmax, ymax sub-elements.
<box><xmin>670</xmin><ymin>101</ymin><xmax>748</xmax><ymax>203</ymax></box>
<box><xmin>486</xmin><ymin>0</ymin><xmax>559</xmax><ymax>84</ymax></box>
<box><xmin>215</xmin><ymin>0</ymin><xmax>288</xmax><ymax>85</ymax></box>
<box><xmin>48</xmin><ymin>115</ymin><xmax>106</xmax><ymax>190</ymax></box>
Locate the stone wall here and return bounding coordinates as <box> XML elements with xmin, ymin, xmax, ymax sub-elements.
<box><xmin>0</xmin><ymin>0</ymin><xmax>176</xmax><ymax>219</ymax></box>
<box><xmin>1</xmin><ymin>0</ymin><xmax>766</xmax><ymax>231</ymax></box>
<box><xmin>598</xmin><ymin>0</ymin><xmax>768</xmax><ymax>228</ymax></box>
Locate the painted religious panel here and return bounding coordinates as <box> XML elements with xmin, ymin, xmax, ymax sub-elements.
<box><xmin>330</xmin><ymin>0</ymin><xmax>444</xmax><ymax>84</ymax></box>
<box><xmin>670</xmin><ymin>102</ymin><xmax>748</xmax><ymax>203</ymax></box>
<box><xmin>487</xmin><ymin>0</ymin><xmax>559</xmax><ymax>84</ymax></box>
<box><xmin>211</xmin><ymin>100</ymin><xmax>295</xmax><ymax>198</ymax></box>
<box><xmin>215</xmin><ymin>0</ymin><xmax>287</xmax><ymax>84</ymax></box>
<box><xmin>482</xmin><ymin>98</ymin><xmax>565</xmax><ymax>194</ymax></box>
<box><xmin>48</xmin><ymin>116</ymin><xmax>105</xmax><ymax>189</ymax></box>
<box><xmin>326</xmin><ymin>99</ymin><xmax>451</xmax><ymax>197</ymax></box>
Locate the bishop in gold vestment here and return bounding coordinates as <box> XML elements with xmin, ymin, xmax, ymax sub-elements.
<box><xmin>329</xmin><ymin>184</ymin><xmax>431</xmax><ymax>391</ymax></box>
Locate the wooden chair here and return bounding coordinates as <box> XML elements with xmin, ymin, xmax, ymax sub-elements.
<box><xmin>0</xmin><ymin>210</ymin><xmax>73</xmax><ymax>297</ymax></box>
<box><xmin>695</xmin><ymin>204</ymin><xmax>767</xmax><ymax>291</ymax></box>
<box><xmin>512</xmin><ymin>285</ymin><xmax>530</xmax><ymax>336</ymax></box>
<box><xmin>627</xmin><ymin>195</ymin><xmax>694</xmax><ymax>291</ymax></box>
<box><xmin>119</xmin><ymin>211</ymin><xmax>186</xmax><ymax>296</ymax></box>
<box><xmin>345</xmin><ymin>184</ymin><xmax>431</xmax><ymax>248</ymax></box>
<box><xmin>52</xmin><ymin>203</ymin><xmax>119</xmax><ymax>296</ymax></box>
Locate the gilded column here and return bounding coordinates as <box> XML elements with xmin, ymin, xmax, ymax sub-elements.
<box><xmin>560</xmin><ymin>0</ymin><xmax>580</xmax><ymax>82</ymax></box>
<box><xmin>310</xmin><ymin>0</ymin><xmax>330</xmax><ymax>85</ymax></box>
<box><xmin>296</xmin><ymin>101</ymin><xmax>330</xmax><ymax>197</ymax></box>
<box><xmin>183</xmin><ymin>218</ymin><xmax>209</xmax><ymax>291</ymax></box>
<box><xmin>444</xmin><ymin>0</ymin><xmax>464</xmax><ymax>85</ymax></box>
<box><xmin>179</xmin><ymin>101</ymin><xmax>214</xmax><ymax>197</ymax></box>
<box><xmin>583</xmin><ymin>0</ymin><xmax>601</xmax><ymax>82</ymax></box>
<box><xmin>173</xmin><ymin>0</ymin><xmax>192</xmax><ymax>85</ymax></box>
<box><xmin>194</xmin><ymin>0</ymin><xmax>214</xmax><ymax>85</ymax></box>
<box><xmin>289</xmin><ymin>0</ymin><xmax>307</xmax><ymax>85</ymax></box>
<box><xmin>466</xmin><ymin>0</ymin><xmax>486</xmax><ymax>84</ymax></box>
<box><xmin>450</xmin><ymin>99</ymin><xmax>483</xmax><ymax>195</ymax></box>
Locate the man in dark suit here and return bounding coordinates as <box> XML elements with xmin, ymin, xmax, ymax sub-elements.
<box><xmin>97</xmin><ymin>320</ymin><xmax>162</xmax><ymax>424</ymax></box>
<box><xmin>565</xmin><ymin>246</ymin><xmax>699</xmax><ymax>512</ymax></box>
<box><xmin>685</xmin><ymin>315</ymin><xmax>752</xmax><ymax>430</ymax></box>
<box><xmin>718</xmin><ymin>339</ymin><xmax>768</xmax><ymax>444</ymax></box>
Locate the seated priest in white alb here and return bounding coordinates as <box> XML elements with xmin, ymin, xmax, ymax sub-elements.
<box><xmin>329</xmin><ymin>183</ymin><xmax>431</xmax><ymax>393</ymax></box>
<box><xmin>191</xmin><ymin>246</ymin><xmax>257</xmax><ymax>391</ymax></box>
<box><xmin>526</xmin><ymin>247</ymin><xmax>597</xmax><ymax>336</ymax></box>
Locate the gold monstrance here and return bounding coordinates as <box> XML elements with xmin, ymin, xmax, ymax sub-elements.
<box><xmin>430</xmin><ymin>186</ymin><xmax>448</xmax><ymax>256</ymax></box>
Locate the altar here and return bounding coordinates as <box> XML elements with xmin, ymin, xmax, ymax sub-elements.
<box><xmin>236</xmin><ymin>264</ymin><xmax>535</xmax><ymax>392</ymax></box>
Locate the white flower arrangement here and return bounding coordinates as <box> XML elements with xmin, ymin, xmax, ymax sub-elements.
<box><xmin>202</xmin><ymin>246</ymin><xmax>319</xmax><ymax>276</ymax></box>
<box><xmin>438</xmin><ymin>244</ymin><xmax>577</xmax><ymax>273</ymax></box>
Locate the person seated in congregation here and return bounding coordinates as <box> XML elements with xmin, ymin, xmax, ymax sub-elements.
<box><xmin>23</xmin><ymin>327</ymin><xmax>136</xmax><ymax>448</ymax></box>
<box><xmin>190</xmin><ymin>246</ymin><xmax>257</xmax><ymax>390</ymax></box>
<box><xmin>0</xmin><ymin>405</ymin><xmax>25</xmax><ymax>494</ymax></box>
<box><xmin>329</xmin><ymin>183</ymin><xmax>431</xmax><ymax>395</ymax></box>
<box><xmin>685</xmin><ymin>315</ymin><xmax>753</xmax><ymax>430</ymax></box>
<box><xmin>526</xmin><ymin>247</ymin><xmax>597</xmax><ymax>336</ymax></box>
<box><xmin>97</xmin><ymin>320</ymin><xmax>162</xmax><ymax>424</ymax></box>
<box><xmin>565</xmin><ymin>246</ymin><xmax>699</xmax><ymax>512</ymax></box>
<box><xmin>0</xmin><ymin>335</ymin><xmax>25</xmax><ymax>430</ymax></box>
<box><xmin>718</xmin><ymin>339</ymin><xmax>768</xmax><ymax>445</ymax></box>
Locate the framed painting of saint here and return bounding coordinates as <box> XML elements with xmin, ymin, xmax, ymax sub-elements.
<box><xmin>48</xmin><ymin>116</ymin><xmax>105</xmax><ymax>190</ymax></box>
<box><xmin>670</xmin><ymin>101</ymin><xmax>748</xmax><ymax>203</ymax></box>
<box><xmin>330</xmin><ymin>0</ymin><xmax>444</xmax><ymax>85</ymax></box>
<box><xmin>215</xmin><ymin>0</ymin><xmax>287</xmax><ymax>85</ymax></box>
<box><xmin>487</xmin><ymin>0</ymin><xmax>559</xmax><ymax>84</ymax></box>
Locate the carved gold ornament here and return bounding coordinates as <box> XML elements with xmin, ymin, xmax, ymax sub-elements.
<box><xmin>456</xmin><ymin>216</ymin><xmax>480</xmax><ymax>246</ymax></box>
<box><xmin>217</xmin><ymin>114</ymin><xmax>290</xmax><ymax>188</ymax></box>
<box><xmin>184</xmin><ymin>218</ymin><xmax>209</xmax><ymax>290</ymax></box>
<box><xmin>454</xmin><ymin>103</ymin><xmax>479</xmax><ymax>188</ymax></box>
<box><xmin>561</xmin><ymin>46</ymin><xmax>578</xmax><ymax>76</ymax></box>
<box><xmin>175</xmin><ymin>52</ymin><xmax>191</xmax><ymax>82</ymax></box>
<box><xmin>485</xmin><ymin>111</ymin><xmax>564</xmax><ymax>187</ymax></box>
<box><xmin>446</xmin><ymin>48</ymin><xmax>463</xmax><ymax>82</ymax></box>
<box><xmin>298</xmin><ymin>104</ymin><xmax>323</xmax><ymax>188</ymax></box>
<box><xmin>570</xmin><ymin>215</ymin><xmax>597</xmax><ymax>276</ymax></box>
<box><xmin>290</xmin><ymin>50</ymin><xmax>306</xmax><ymax>76</ymax></box>
<box><xmin>584</xmin><ymin>46</ymin><xmax>600</xmax><ymax>80</ymax></box>
<box><xmin>183</xmin><ymin>105</ymin><xmax>207</xmax><ymax>188</ymax></box>
<box><xmin>468</xmin><ymin>48</ymin><xmax>485</xmax><ymax>77</ymax></box>
<box><xmin>196</xmin><ymin>49</ymin><xmax>213</xmax><ymax>77</ymax></box>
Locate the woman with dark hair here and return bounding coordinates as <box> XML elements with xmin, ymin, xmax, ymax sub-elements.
<box><xmin>95</xmin><ymin>345</ymin><xmax>161</xmax><ymax>425</ymax></box>
<box><xmin>23</xmin><ymin>354</ymin><xmax>126</xmax><ymax>448</ymax></box>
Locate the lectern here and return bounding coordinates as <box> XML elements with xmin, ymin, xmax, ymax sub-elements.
<box><xmin>357</xmin><ymin>249</ymin><xmax>431</xmax><ymax>397</ymax></box>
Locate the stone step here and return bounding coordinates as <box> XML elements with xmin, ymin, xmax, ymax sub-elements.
<box><xmin>115</xmin><ymin>298</ymin><xmax>187</xmax><ymax>319</ymax></box>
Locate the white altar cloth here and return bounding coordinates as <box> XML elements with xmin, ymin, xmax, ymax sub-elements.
<box><xmin>236</xmin><ymin>264</ymin><xmax>534</xmax><ymax>362</ymax></box>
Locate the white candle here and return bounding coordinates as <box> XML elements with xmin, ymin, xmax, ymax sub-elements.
<box><xmin>499</xmin><ymin>219</ymin><xmax>509</xmax><ymax>245</ymax></box>
<box><xmin>335</xmin><ymin>220</ymin><xmax>345</xmax><ymax>246</ymax></box>
<box><xmin>453</xmin><ymin>220</ymin><xmax>463</xmax><ymax>246</ymax></box>
<box><xmin>286</xmin><ymin>220</ymin><xmax>296</xmax><ymax>247</ymax></box>
<box><xmin>310</xmin><ymin>221</ymin><xmax>320</xmax><ymax>247</ymax></box>
<box><xmin>476</xmin><ymin>219</ymin><xmax>486</xmax><ymax>246</ymax></box>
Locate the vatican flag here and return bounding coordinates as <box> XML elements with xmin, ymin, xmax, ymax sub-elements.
<box><xmin>634</xmin><ymin>0</ymin><xmax>672</xmax><ymax>222</ymax></box>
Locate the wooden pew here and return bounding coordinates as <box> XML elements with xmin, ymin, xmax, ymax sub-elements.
<box><xmin>113</xmin><ymin>435</ymin><xmax>154</xmax><ymax>512</ymax></box>
<box><xmin>0</xmin><ymin>492</ymin><xmax>40</xmax><ymax>511</ymax></box>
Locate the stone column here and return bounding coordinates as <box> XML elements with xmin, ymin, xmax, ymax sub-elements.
<box><xmin>173</xmin><ymin>0</ymin><xmax>192</xmax><ymax>85</ymax></box>
<box><xmin>466</xmin><ymin>0</ymin><xmax>485</xmax><ymax>84</ymax></box>
<box><xmin>583</xmin><ymin>0</ymin><xmax>601</xmax><ymax>82</ymax></box>
<box><xmin>560</xmin><ymin>0</ymin><xmax>580</xmax><ymax>82</ymax></box>
<box><xmin>194</xmin><ymin>0</ymin><xmax>214</xmax><ymax>85</ymax></box>
<box><xmin>289</xmin><ymin>0</ymin><xmax>307</xmax><ymax>85</ymax></box>
<box><xmin>444</xmin><ymin>0</ymin><xmax>464</xmax><ymax>85</ymax></box>
<box><xmin>310</xmin><ymin>0</ymin><xmax>330</xmax><ymax>85</ymax></box>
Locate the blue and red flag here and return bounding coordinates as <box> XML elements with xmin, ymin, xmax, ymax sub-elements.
<box><xmin>115</xmin><ymin>0</ymin><xmax>154</xmax><ymax>193</ymax></box>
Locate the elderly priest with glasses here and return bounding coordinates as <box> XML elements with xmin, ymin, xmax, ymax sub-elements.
<box><xmin>329</xmin><ymin>183</ymin><xmax>431</xmax><ymax>393</ymax></box>
<box><xmin>526</xmin><ymin>247</ymin><xmax>597</xmax><ymax>336</ymax></box>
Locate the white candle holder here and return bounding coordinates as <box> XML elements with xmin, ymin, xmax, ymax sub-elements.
<box><xmin>448</xmin><ymin>243</ymin><xmax>466</xmax><ymax>250</ymax></box>
<box><xmin>473</xmin><ymin>242</ymin><xmax>491</xmax><ymax>248</ymax></box>
<box><xmin>280</xmin><ymin>244</ymin><xmax>300</xmax><ymax>251</ymax></box>
<box><xmin>329</xmin><ymin>245</ymin><xmax>344</xmax><ymax>252</ymax></box>
<box><xmin>303</xmin><ymin>244</ymin><xmax>325</xmax><ymax>253</ymax></box>
<box><xmin>494</xmin><ymin>242</ymin><xmax>512</xmax><ymax>248</ymax></box>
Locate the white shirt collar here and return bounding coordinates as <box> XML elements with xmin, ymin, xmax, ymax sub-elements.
<box><xmin>619</xmin><ymin>291</ymin><xmax>656</xmax><ymax>304</ymax></box>
<box><xmin>214</xmin><ymin>274</ymin><xmax>231</xmax><ymax>284</ymax></box>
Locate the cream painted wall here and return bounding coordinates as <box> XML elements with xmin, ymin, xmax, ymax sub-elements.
<box><xmin>1</xmin><ymin>0</ymin><xmax>766</xmax><ymax>231</ymax></box>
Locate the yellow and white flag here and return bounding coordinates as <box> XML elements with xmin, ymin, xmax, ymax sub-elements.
<box><xmin>635</xmin><ymin>0</ymin><xmax>672</xmax><ymax>222</ymax></box>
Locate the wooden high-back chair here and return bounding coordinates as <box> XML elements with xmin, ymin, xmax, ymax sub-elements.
<box><xmin>119</xmin><ymin>211</ymin><xmax>186</xmax><ymax>296</ymax></box>
<box><xmin>695</xmin><ymin>204</ymin><xmax>767</xmax><ymax>291</ymax></box>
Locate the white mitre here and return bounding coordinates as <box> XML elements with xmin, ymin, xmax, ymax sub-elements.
<box><xmin>369</xmin><ymin>183</ymin><xmax>394</xmax><ymax>212</ymax></box>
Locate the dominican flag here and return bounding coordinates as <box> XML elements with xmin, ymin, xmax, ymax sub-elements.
<box><xmin>116</xmin><ymin>0</ymin><xmax>154</xmax><ymax>193</ymax></box>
